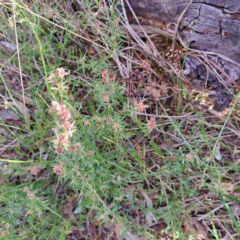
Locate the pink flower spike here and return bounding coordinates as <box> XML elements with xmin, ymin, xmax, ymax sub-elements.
<box><xmin>50</xmin><ymin>98</ymin><xmax>74</xmax><ymax>154</ymax></box>
<box><xmin>148</xmin><ymin>117</ymin><xmax>155</xmax><ymax>132</ymax></box>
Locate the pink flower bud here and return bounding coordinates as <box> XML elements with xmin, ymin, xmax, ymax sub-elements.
<box><xmin>142</xmin><ymin>60</ymin><xmax>150</xmax><ymax>69</ymax></box>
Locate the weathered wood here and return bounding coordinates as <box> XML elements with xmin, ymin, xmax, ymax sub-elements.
<box><xmin>123</xmin><ymin>0</ymin><xmax>240</xmax><ymax>110</ymax></box>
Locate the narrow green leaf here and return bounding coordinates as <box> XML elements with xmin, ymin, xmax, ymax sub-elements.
<box><xmin>222</xmin><ymin>194</ymin><xmax>240</xmax><ymax>204</ymax></box>
<box><xmin>219</xmin><ymin>193</ymin><xmax>240</xmax><ymax>234</ymax></box>
<box><xmin>135</xmin><ymin>119</ymin><xmax>163</xmax><ymax>157</ymax></box>
<box><xmin>150</xmin><ymin>140</ymin><xmax>164</xmax><ymax>158</ymax></box>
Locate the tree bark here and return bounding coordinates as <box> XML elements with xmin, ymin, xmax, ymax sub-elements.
<box><xmin>123</xmin><ymin>0</ymin><xmax>240</xmax><ymax>110</ymax></box>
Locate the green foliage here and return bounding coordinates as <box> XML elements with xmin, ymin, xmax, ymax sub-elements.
<box><xmin>1</xmin><ymin>0</ymin><xmax>239</xmax><ymax>239</ymax></box>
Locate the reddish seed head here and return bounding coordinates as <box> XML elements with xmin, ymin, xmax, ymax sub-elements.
<box><xmin>106</xmin><ymin>118</ymin><xmax>112</xmax><ymax>124</ymax></box>
<box><xmin>142</xmin><ymin>60</ymin><xmax>150</xmax><ymax>69</ymax></box>
<box><xmin>53</xmin><ymin>164</ymin><xmax>65</xmax><ymax>176</ymax></box>
<box><xmin>101</xmin><ymin>69</ymin><xmax>108</xmax><ymax>79</ymax></box>
<box><xmin>137</xmin><ymin>100</ymin><xmax>146</xmax><ymax>112</ymax></box>
<box><xmin>87</xmin><ymin>151</ymin><xmax>94</xmax><ymax>156</ymax></box>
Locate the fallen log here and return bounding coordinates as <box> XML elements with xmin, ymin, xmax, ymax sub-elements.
<box><xmin>123</xmin><ymin>0</ymin><xmax>240</xmax><ymax>111</ymax></box>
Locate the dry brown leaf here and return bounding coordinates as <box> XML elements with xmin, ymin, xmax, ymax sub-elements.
<box><xmin>10</xmin><ymin>89</ymin><xmax>34</xmax><ymax>106</ymax></box>
<box><xmin>88</xmin><ymin>46</ymin><xmax>95</xmax><ymax>55</ymax></box>
<box><xmin>115</xmin><ymin>223</ymin><xmax>141</xmax><ymax>240</ymax></box>
<box><xmin>0</xmin><ymin>40</ymin><xmax>16</xmax><ymax>51</ymax></box>
<box><xmin>8</xmin><ymin>101</ymin><xmax>30</xmax><ymax>127</ymax></box>
<box><xmin>0</xmin><ymin>139</ymin><xmax>17</xmax><ymax>155</ymax></box>
<box><xmin>0</xmin><ymin>127</ymin><xmax>8</xmax><ymax>145</ymax></box>
<box><xmin>230</xmin><ymin>205</ymin><xmax>240</xmax><ymax>216</ymax></box>
<box><xmin>109</xmin><ymin>72</ymin><xmax>117</xmax><ymax>82</ymax></box>
<box><xmin>183</xmin><ymin>219</ymin><xmax>208</xmax><ymax>240</ymax></box>
<box><xmin>0</xmin><ymin>109</ymin><xmax>20</xmax><ymax>121</ymax></box>
<box><xmin>63</xmin><ymin>195</ymin><xmax>76</xmax><ymax>218</ymax></box>
<box><xmin>141</xmin><ymin>191</ymin><xmax>157</xmax><ymax>227</ymax></box>
<box><xmin>135</xmin><ymin>143</ymin><xmax>144</xmax><ymax>159</ymax></box>
<box><xmin>141</xmin><ymin>191</ymin><xmax>153</xmax><ymax>209</ymax></box>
